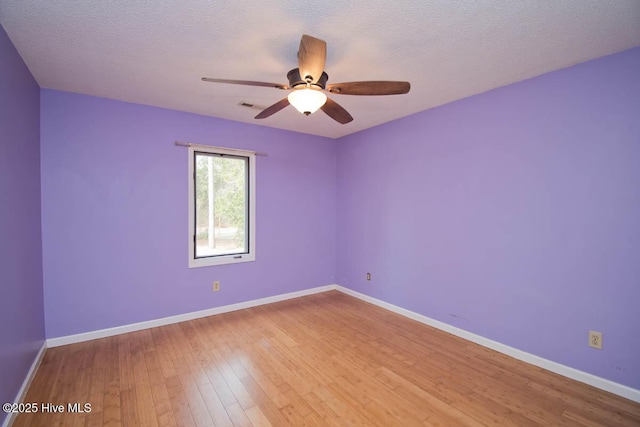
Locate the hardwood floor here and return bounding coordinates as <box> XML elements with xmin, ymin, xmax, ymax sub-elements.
<box><xmin>14</xmin><ymin>291</ymin><xmax>640</xmax><ymax>426</ymax></box>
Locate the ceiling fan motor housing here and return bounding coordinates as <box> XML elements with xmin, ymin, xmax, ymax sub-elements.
<box><xmin>287</xmin><ymin>68</ymin><xmax>328</xmax><ymax>90</ymax></box>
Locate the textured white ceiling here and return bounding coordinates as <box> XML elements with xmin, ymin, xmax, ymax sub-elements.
<box><xmin>1</xmin><ymin>1</ymin><xmax>639</xmax><ymax>139</ymax></box>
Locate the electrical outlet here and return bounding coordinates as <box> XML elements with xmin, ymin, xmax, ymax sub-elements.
<box><xmin>589</xmin><ymin>331</ymin><xmax>602</xmax><ymax>350</ymax></box>
<box><xmin>366</xmin><ymin>272</ymin><xmax>371</xmax><ymax>281</ymax></box>
<box><xmin>213</xmin><ymin>281</ymin><xmax>220</xmax><ymax>292</ymax></box>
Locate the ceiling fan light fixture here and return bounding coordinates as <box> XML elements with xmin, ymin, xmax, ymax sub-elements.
<box><xmin>287</xmin><ymin>88</ymin><xmax>327</xmax><ymax>116</ymax></box>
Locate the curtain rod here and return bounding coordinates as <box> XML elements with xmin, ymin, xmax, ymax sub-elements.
<box><xmin>174</xmin><ymin>140</ymin><xmax>268</xmax><ymax>157</ymax></box>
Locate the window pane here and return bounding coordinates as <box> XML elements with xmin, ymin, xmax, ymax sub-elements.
<box><xmin>194</xmin><ymin>152</ymin><xmax>248</xmax><ymax>258</ymax></box>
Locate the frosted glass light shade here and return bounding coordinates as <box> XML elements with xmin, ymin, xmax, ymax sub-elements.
<box><xmin>287</xmin><ymin>89</ymin><xmax>327</xmax><ymax>115</ymax></box>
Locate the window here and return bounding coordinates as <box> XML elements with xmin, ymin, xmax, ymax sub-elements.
<box><xmin>188</xmin><ymin>145</ymin><xmax>255</xmax><ymax>267</ymax></box>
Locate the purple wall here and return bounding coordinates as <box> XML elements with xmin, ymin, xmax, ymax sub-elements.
<box><xmin>336</xmin><ymin>47</ymin><xmax>640</xmax><ymax>389</ymax></box>
<box><xmin>40</xmin><ymin>90</ymin><xmax>336</xmax><ymax>338</ymax></box>
<box><xmin>0</xmin><ymin>24</ymin><xmax>45</xmax><ymax>423</ymax></box>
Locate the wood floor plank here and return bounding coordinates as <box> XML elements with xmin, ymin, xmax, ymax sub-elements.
<box><xmin>149</xmin><ymin>327</ymin><xmax>179</xmax><ymax>380</ymax></box>
<box><xmin>225</xmin><ymin>401</ymin><xmax>253</xmax><ymax>427</ymax></box>
<box><xmin>84</xmin><ymin>338</ymin><xmax>108</xmax><ymax>427</ymax></box>
<box><xmin>197</xmin><ymin>382</ymin><xmax>234</xmax><ymax>427</ymax></box>
<box><xmin>164</xmin><ymin>375</ymin><xmax>197</xmax><ymax>427</ymax></box>
<box><xmin>63</xmin><ymin>341</ymin><xmax>95</xmax><ymax>427</ymax></box>
<box><xmin>129</xmin><ymin>331</ymin><xmax>158</xmax><ymax>427</ymax></box>
<box><xmin>101</xmin><ymin>337</ymin><xmax>122</xmax><ymax>427</ymax></box>
<box><xmin>302</xmin><ymin>391</ymin><xmax>341</xmax><ymax>422</ymax></box>
<box><xmin>15</xmin><ymin>291</ymin><xmax>639</xmax><ymax>426</ymax></box>
<box><xmin>119</xmin><ymin>388</ymin><xmax>140</xmax><ymax>427</ymax></box>
<box><xmin>183</xmin><ymin>319</ymin><xmax>238</xmax><ymax>408</ymax></box>
<box><xmin>244</xmin><ymin>405</ymin><xmax>273</xmax><ymax>427</ymax></box>
<box><xmin>258</xmin><ymin>401</ymin><xmax>294</xmax><ymax>426</ymax></box>
<box><xmin>172</xmin><ymin>356</ymin><xmax>215</xmax><ymax>426</ymax></box>
<box><xmin>144</xmin><ymin>335</ymin><xmax>178</xmax><ymax>427</ymax></box>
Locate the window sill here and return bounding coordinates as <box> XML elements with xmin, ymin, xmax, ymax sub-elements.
<box><xmin>188</xmin><ymin>254</ymin><xmax>255</xmax><ymax>268</ymax></box>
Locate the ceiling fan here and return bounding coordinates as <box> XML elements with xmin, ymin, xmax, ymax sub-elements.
<box><xmin>202</xmin><ymin>35</ymin><xmax>411</xmax><ymax>124</ymax></box>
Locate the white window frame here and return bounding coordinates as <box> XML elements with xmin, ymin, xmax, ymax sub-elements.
<box><xmin>188</xmin><ymin>145</ymin><xmax>256</xmax><ymax>268</ymax></box>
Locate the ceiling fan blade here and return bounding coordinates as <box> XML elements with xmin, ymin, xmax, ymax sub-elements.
<box><xmin>202</xmin><ymin>77</ymin><xmax>288</xmax><ymax>90</ymax></box>
<box><xmin>255</xmin><ymin>97</ymin><xmax>290</xmax><ymax>119</ymax></box>
<box><xmin>321</xmin><ymin>97</ymin><xmax>353</xmax><ymax>124</ymax></box>
<box><xmin>298</xmin><ymin>34</ymin><xmax>327</xmax><ymax>84</ymax></box>
<box><xmin>327</xmin><ymin>81</ymin><xmax>410</xmax><ymax>96</ymax></box>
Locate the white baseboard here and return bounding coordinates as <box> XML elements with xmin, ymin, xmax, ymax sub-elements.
<box><xmin>43</xmin><ymin>283</ymin><xmax>639</xmax><ymax>403</ymax></box>
<box><xmin>47</xmin><ymin>284</ymin><xmax>338</xmax><ymax>347</ymax></box>
<box><xmin>2</xmin><ymin>341</ymin><xmax>47</xmax><ymax>427</ymax></box>
<box><xmin>335</xmin><ymin>285</ymin><xmax>640</xmax><ymax>403</ymax></box>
